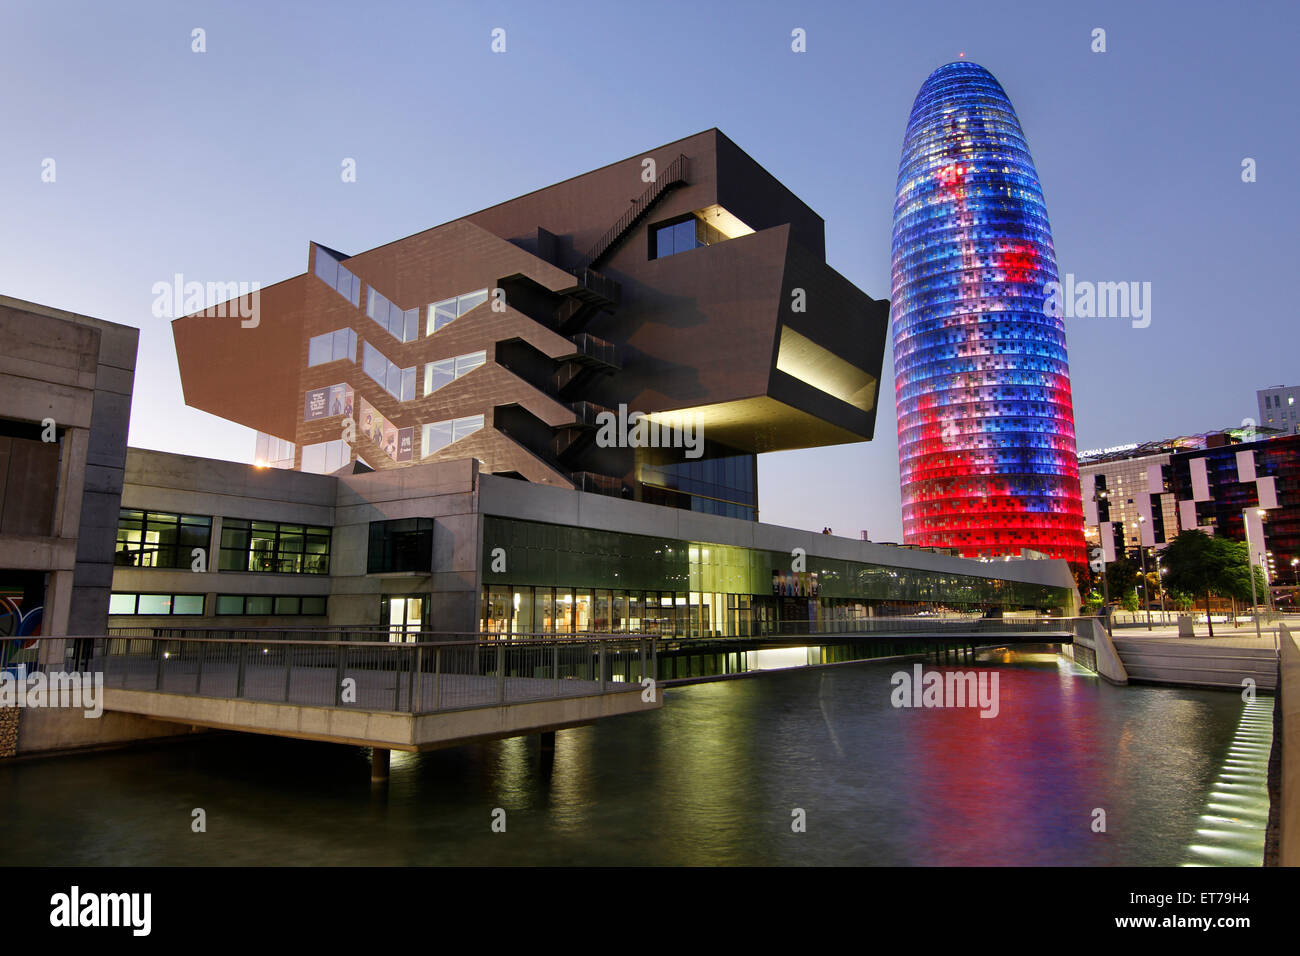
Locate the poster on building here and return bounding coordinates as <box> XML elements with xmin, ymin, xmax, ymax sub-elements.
<box><xmin>304</xmin><ymin>383</ymin><xmax>354</xmax><ymax>422</ymax></box>
<box><xmin>327</xmin><ymin>384</ymin><xmax>354</xmax><ymax>419</ymax></box>
<box><xmin>304</xmin><ymin>387</ymin><xmax>328</xmax><ymax>421</ymax></box>
<box><xmin>359</xmin><ymin>397</ymin><xmax>403</xmax><ymax>463</ymax></box>
<box><xmin>771</xmin><ymin>570</ymin><xmax>819</xmax><ymax>597</ymax></box>
<box><xmin>397</xmin><ymin>427</ymin><xmax>414</xmax><ymax>462</ymax></box>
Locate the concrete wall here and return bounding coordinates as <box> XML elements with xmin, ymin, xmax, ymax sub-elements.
<box><xmin>1279</xmin><ymin>624</ymin><xmax>1300</xmax><ymax>866</ymax></box>
<box><xmin>0</xmin><ymin>296</ymin><xmax>139</xmax><ymax>647</ymax></box>
<box><xmin>14</xmin><ymin>705</ymin><xmax>205</xmax><ymax>757</ymax></box>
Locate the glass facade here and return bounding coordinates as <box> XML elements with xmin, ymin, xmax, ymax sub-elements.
<box><xmin>480</xmin><ymin>517</ymin><xmax>1071</xmax><ymax>635</ymax></box>
<box><xmin>640</xmin><ymin>454</ymin><xmax>757</xmax><ymax>520</ymax></box>
<box><xmin>114</xmin><ymin>510</ymin><xmax>212</xmax><ymax>569</ymax></box>
<box><xmin>891</xmin><ymin>61</ymin><xmax>1085</xmax><ymax>566</ymax></box>
<box><xmin>219</xmin><ymin>519</ymin><xmax>331</xmax><ymax>574</ymax></box>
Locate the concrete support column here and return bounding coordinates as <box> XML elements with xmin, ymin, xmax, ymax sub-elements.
<box><xmin>370</xmin><ymin>747</ymin><xmax>390</xmax><ymax>783</ymax></box>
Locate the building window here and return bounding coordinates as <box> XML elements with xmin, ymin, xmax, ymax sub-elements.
<box><xmin>426</xmin><ymin>289</ymin><xmax>489</xmax><ymax>335</ymax></box>
<box><xmin>219</xmin><ymin>519</ymin><xmax>331</xmax><ymax>574</ymax></box>
<box><xmin>652</xmin><ymin>215</ymin><xmax>725</xmax><ymax>259</ymax></box>
<box><xmin>366</xmin><ymin>288</ymin><xmax>419</xmax><ymax>343</ymax></box>
<box><xmin>363</xmin><ymin>341</ymin><xmax>416</xmax><ymax>401</ymax></box>
<box><xmin>215</xmin><ymin>594</ymin><xmax>327</xmax><ymax>616</ymax></box>
<box><xmin>423</xmin><ymin>350</ymin><xmax>487</xmax><ymax>396</ymax></box>
<box><xmin>300</xmin><ymin>439</ymin><xmax>351</xmax><ymax>475</ymax></box>
<box><xmin>307</xmin><ymin>328</ymin><xmax>357</xmax><ymax>367</ymax></box>
<box><xmin>368</xmin><ymin>519</ymin><xmax>434</xmax><ymax>574</ymax></box>
<box><xmin>313</xmin><ymin>247</ymin><xmax>361</xmax><ymax>306</ymax></box>
<box><xmin>420</xmin><ymin>414</ymin><xmax>484</xmax><ymax>457</ymax></box>
<box><xmin>115</xmin><ymin>510</ymin><xmax>212</xmax><ymax>569</ymax></box>
<box><xmin>255</xmin><ymin>432</ymin><xmax>295</xmax><ymax>469</ymax></box>
<box><xmin>109</xmin><ymin>593</ymin><xmax>206</xmax><ymax>615</ymax></box>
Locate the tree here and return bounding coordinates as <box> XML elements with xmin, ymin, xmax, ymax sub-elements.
<box><xmin>1120</xmin><ymin>589</ymin><xmax>1139</xmax><ymax>613</ymax></box>
<box><xmin>1105</xmin><ymin>555</ymin><xmax>1139</xmax><ymax>604</ymax></box>
<box><xmin>1162</xmin><ymin>531</ymin><xmax>1265</xmax><ymax>637</ymax></box>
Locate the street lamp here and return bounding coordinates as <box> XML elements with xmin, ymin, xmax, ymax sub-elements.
<box><xmin>1243</xmin><ymin>508</ymin><xmax>1264</xmax><ymax>641</ymax></box>
<box><xmin>1136</xmin><ymin>516</ymin><xmax>1152</xmax><ymax>631</ymax></box>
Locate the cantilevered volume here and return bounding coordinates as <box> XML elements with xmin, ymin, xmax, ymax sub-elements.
<box><xmin>890</xmin><ymin>61</ymin><xmax>1086</xmax><ymax>566</ymax></box>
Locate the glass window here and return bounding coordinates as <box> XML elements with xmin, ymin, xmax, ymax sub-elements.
<box><xmin>115</xmin><ymin>510</ymin><xmax>211</xmax><ymax>569</ymax></box>
<box><xmin>363</xmin><ymin>341</ymin><xmax>387</xmax><ymax>385</ymax></box>
<box><xmin>425</xmin><ymin>357</ymin><xmax>455</xmax><ymax>395</ymax></box>
<box><xmin>216</xmin><ymin>595</ymin><xmax>244</xmax><ymax>615</ymax></box>
<box><xmin>453</xmin><ymin>415</ymin><xmax>484</xmax><ymax>441</ymax></box>
<box><xmin>245</xmin><ymin>595</ymin><xmax>273</xmax><ymax>615</ymax></box>
<box><xmin>368</xmin><ymin>518</ymin><xmax>434</xmax><ymax>573</ymax></box>
<box><xmin>108</xmin><ymin>593</ymin><xmax>137</xmax><ymax>615</ymax></box>
<box><xmin>455</xmin><ymin>351</ymin><xmax>486</xmax><ymax>376</ymax></box>
<box><xmin>421</xmin><ymin>420</ymin><xmax>455</xmax><ymax>456</ymax></box>
<box><xmin>428</xmin><ymin>298</ymin><xmax>457</xmax><ymax>335</ymax></box>
<box><xmin>136</xmin><ymin>594</ymin><xmax>173</xmax><ymax>615</ymax></box>
<box><xmin>301</xmin><ymin>596</ymin><xmax>328</xmax><ymax>616</ymax></box>
<box><xmin>458</xmin><ymin>289</ymin><xmax>488</xmax><ymax>315</ymax></box>
<box><xmin>218</xmin><ymin>518</ymin><xmax>331</xmax><ymax>574</ymax></box>
<box><xmin>427</xmin><ymin>289</ymin><xmax>489</xmax><ymax>335</ymax></box>
<box><xmin>274</xmin><ymin>596</ymin><xmax>300</xmax><ymax>615</ymax></box>
<box><xmin>173</xmin><ymin>595</ymin><xmax>205</xmax><ymax>615</ymax></box>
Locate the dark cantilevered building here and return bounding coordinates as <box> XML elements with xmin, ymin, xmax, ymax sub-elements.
<box><xmin>173</xmin><ymin>129</ymin><xmax>889</xmax><ymax>521</ymax></box>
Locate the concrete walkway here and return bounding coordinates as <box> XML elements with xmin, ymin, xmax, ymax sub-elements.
<box><xmin>1108</xmin><ymin>628</ymin><xmax>1279</xmax><ymax>690</ymax></box>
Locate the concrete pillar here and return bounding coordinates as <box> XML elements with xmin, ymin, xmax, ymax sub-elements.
<box><xmin>370</xmin><ymin>747</ymin><xmax>390</xmax><ymax>783</ymax></box>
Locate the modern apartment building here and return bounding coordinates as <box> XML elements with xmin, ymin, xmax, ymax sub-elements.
<box><xmin>172</xmin><ymin>129</ymin><xmax>888</xmax><ymax>522</ymax></box>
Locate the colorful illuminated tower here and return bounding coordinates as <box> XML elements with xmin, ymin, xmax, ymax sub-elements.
<box><xmin>890</xmin><ymin>61</ymin><xmax>1086</xmax><ymax>566</ymax></box>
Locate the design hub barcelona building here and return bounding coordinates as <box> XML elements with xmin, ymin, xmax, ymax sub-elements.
<box><xmin>0</xmin><ymin>132</ymin><xmax>1077</xmax><ymax>678</ymax></box>
<box><xmin>890</xmin><ymin>62</ymin><xmax>1086</xmax><ymax>567</ymax></box>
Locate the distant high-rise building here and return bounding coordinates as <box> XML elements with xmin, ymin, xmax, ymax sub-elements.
<box><xmin>890</xmin><ymin>61</ymin><xmax>1085</xmax><ymax>567</ymax></box>
<box><xmin>1257</xmin><ymin>385</ymin><xmax>1300</xmax><ymax>437</ymax></box>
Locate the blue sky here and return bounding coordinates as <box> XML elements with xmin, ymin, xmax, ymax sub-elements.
<box><xmin>1</xmin><ymin>0</ymin><xmax>1295</xmax><ymax>541</ymax></box>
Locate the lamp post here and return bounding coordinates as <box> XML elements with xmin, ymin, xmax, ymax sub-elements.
<box><xmin>1243</xmin><ymin>508</ymin><xmax>1263</xmax><ymax>641</ymax></box>
<box><xmin>1093</xmin><ymin>488</ymin><xmax>1111</xmax><ymax>635</ymax></box>
<box><xmin>1156</xmin><ymin>552</ymin><xmax>1167</xmax><ymax>623</ymax></box>
<box><xmin>1136</xmin><ymin>517</ymin><xmax>1152</xmax><ymax>631</ymax></box>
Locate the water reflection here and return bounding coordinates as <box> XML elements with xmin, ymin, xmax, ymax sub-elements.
<box><xmin>0</xmin><ymin>652</ymin><xmax>1260</xmax><ymax>866</ymax></box>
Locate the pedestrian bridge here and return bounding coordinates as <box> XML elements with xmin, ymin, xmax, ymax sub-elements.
<box><xmin>76</xmin><ymin>635</ymin><xmax>660</xmax><ymax>754</ymax></box>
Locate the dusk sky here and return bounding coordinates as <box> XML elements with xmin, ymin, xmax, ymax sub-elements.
<box><xmin>2</xmin><ymin>0</ymin><xmax>1295</xmax><ymax>542</ymax></box>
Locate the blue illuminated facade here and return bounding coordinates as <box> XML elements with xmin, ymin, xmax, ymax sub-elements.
<box><xmin>890</xmin><ymin>61</ymin><xmax>1086</xmax><ymax>567</ymax></box>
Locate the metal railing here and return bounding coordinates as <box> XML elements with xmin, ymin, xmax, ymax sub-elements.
<box><xmin>581</xmin><ymin>153</ymin><xmax>688</xmax><ymax>268</ymax></box>
<box><xmin>74</xmin><ymin>634</ymin><xmax>655</xmax><ymax>715</ymax></box>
